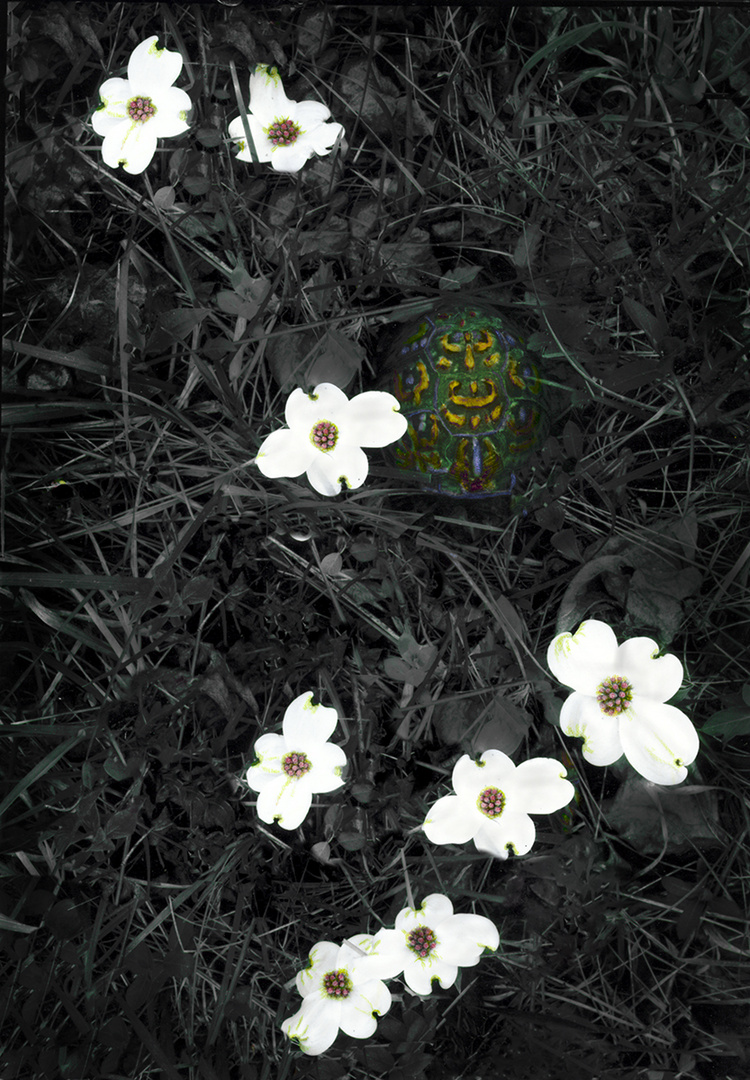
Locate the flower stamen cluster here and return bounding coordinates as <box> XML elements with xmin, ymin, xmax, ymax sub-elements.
<box><xmin>478</xmin><ymin>786</ymin><xmax>505</xmax><ymax>818</ymax></box>
<box><xmin>311</xmin><ymin>420</ymin><xmax>338</xmax><ymax>451</ymax></box>
<box><xmin>268</xmin><ymin>117</ymin><xmax>302</xmax><ymax>145</ymax></box>
<box><xmin>127</xmin><ymin>96</ymin><xmax>157</xmax><ymax>122</ymax></box>
<box><xmin>407</xmin><ymin>926</ymin><xmax>437</xmax><ymax>958</ymax></box>
<box><xmin>322</xmin><ymin>969</ymin><xmax>352</xmax><ymax>998</ymax></box>
<box><xmin>282</xmin><ymin>751</ymin><xmax>311</xmax><ymax>778</ymax></box>
<box><xmin>596</xmin><ymin>674</ymin><xmax>633</xmax><ymax>716</ymax></box>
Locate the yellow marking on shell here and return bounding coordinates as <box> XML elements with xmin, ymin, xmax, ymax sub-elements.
<box><xmin>437</xmin><ymin>356</ymin><xmax>452</xmax><ymax>369</ymax></box>
<box><xmin>441</xmin><ymin>334</ymin><xmax>462</xmax><ymax>353</ymax></box>
<box><xmin>508</xmin><ymin>358</ymin><xmax>525</xmax><ymax>388</ymax></box>
<box><xmin>474</xmin><ymin>330</ymin><xmax>494</xmax><ymax>352</ymax></box>
<box><xmin>397</xmin><ymin>361</ymin><xmax>430</xmax><ymax>406</ymax></box>
<box><xmin>448</xmin><ymin>381</ymin><xmax>497</xmax><ymax>407</ymax></box>
<box><xmin>483</xmin><ymin>351</ymin><xmax>501</xmax><ymax>368</ymax></box>
<box><xmin>453</xmin><ymin>438</ymin><xmax>471</xmax><ymax>471</ymax></box>
<box><xmin>445</xmin><ymin>409</ymin><xmax>465</xmax><ymax>426</ymax></box>
<box><xmin>470</xmin><ymin>414</ymin><xmax>481</xmax><ymax>429</ymax></box>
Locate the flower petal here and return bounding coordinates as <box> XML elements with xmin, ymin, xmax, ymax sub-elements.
<box><xmin>338</xmin><ymin>980</ymin><xmax>392</xmax><ymax>1038</ymax></box>
<box><xmin>560</xmin><ymin>691</ymin><xmax>624</xmax><ymax>766</ymax></box>
<box><xmin>476</xmin><ymin>748</ymin><xmax>518</xmax><ymax>782</ymax></box>
<box><xmin>296</xmin><ymin>941</ymin><xmax>340</xmax><ymax>996</ymax></box>
<box><xmin>353</xmin><ymin>929</ymin><xmax>408</xmax><ymax>981</ymax></box>
<box><xmin>343</xmin><ymin>933</ymin><xmax>377</xmax><ymax>958</ymax></box>
<box><xmin>95</xmin><ymin>117</ymin><xmax>130</xmax><ymax>157</ymax></box>
<box><xmin>505</xmin><ymin>758</ymin><xmax>575</xmax><ymax>814</ymax></box>
<box><xmin>255</xmin><ymin>426</ymin><xmax>313</xmax><ymax>479</ymax></box>
<box><xmin>396</xmin><ymin>893</ymin><xmax>454</xmax><ymax>931</ymax></box>
<box><xmin>438</xmin><ymin>914</ymin><xmax>499</xmax><ymax>962</ymax></box>
<box><xmin>617</xmin><ymin>638</ymin><xmax>684</xmax><ymax>702</ymax></box>
<box><xmin>268</xmin><ymin>144</ymin><xmax>314</xmax><ymax>173</ymax></box>
<box><xmin>127</xmin><ymin>36</ymin><xmax>183</xmax><ymax>90</ymax></box>
<box><xmin>100</xmin><ymin>123</ymin><xmax>158</xmax><ymax>174</ymax></box>
<box><xmin>293</xmin><ymin>100</ymin><xmax>332</xmax><ymax>128</ymax></box>
<box><xmin>451</xmin><ymin>751</ymin><xmax>514</xmax><ymax>799</ymax></box>
<box><xmin>340</xmin><ymin>933</ymin><xmax>386</xmax><ymax>982</ymax></box>
<box><xmin>422</xmin><ymin>793</ymin><xmax>481</xmax><ymax>846</ymax></box>
<box><xmin>145</xmin><ymin>86</ymin><xmax>192</xmax><ymax>137</ymax></box>
<box><xmin>228</xmin><ymin>115</ymin><xmax>273</xmax><ymax>162</ymax></box>
<box><xmin>92</xmin><ymin>78</ymin><xmax>132</xmax><ymax>125</ymax></box>
<box><xmin>285</xmin><ymin>383</ymin><xmax>351</xmax><ymax>432</ymax></box>
<box><xmin>245</xmin><ymin>732</ymin><xmax>287</xmax><ymax>789</ymax></box>
<box><xmin>282</xmin><ymin>691</ymin><xmax>339</xmax><ymax>744</ymax></box>
<box><xmin>345</xmin><ymin>391</ymin><xmax>408</xmax><ymax>448</ymax></box>
<box><xmin>252</xmin><ymin>731</ymin><xmax>287</xmax><ymax>758</ymax></box>
<box><xmin>302</xmin><ymin>121</ymin><xmax>345</xmax><ymax>155</ymax></box>
<box><xmin>249</xmin><ymin>65</ymin><xmax>295</xmax><ymax>118</ymax></box>
<box><xmin>405</xmin><ymin>958</ymin><xmax>457</xmax><ymax>995</ymax></box>
<box><xmin>256</xmin><ymin>775</ymin><xmax>313</xmax><ymax>829</ymax></box>
<box><xmin>281</xmin><ymin>998</ymin><xmax>340</xmax><ymax>1056</ymax></box>
<box><xmin>619</xmin><ymin>700</ymin><xmax>699</xmax><ymax>785</ymax></box>
<box><xmin>306</xmin><ymin>443</ymin><xmax>369</xmax><ymax>495</ymax></box>
<box><xmin>547</xmin><ymin>620</ymin><xmax>620</xmax><ymax>693</ymax></box>
<box><xmin>338</xmin><ymin>936</ymin><xmax>377</xmax><ymax>970</ymax></box>
<box><xmin>305</xmin><ymin>741</ymin><xmax>347</xmax><ymax>792</ymax></box>
<box><xmin>91</xmin><ymin>111</ymin><xmax>128</xmax><ymax>136</ymax></box>
<box><xmin>473</xmin><ymin>810</ymin><xmax>536</xmax><ymax>858</ymax></box>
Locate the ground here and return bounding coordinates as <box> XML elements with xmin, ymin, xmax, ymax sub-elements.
<box><xmin>2</xmin><ymin>4</ymin><xmax>749</xmax><ymax>1079</ymax></box>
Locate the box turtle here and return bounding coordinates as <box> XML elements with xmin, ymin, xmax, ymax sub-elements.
<box><xmin>382</xmin><ymin>304</ymin><xmax>551</xmax><ymax>498</ymax></box>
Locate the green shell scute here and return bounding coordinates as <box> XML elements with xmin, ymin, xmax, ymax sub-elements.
<box><xmin>385</xmin><ymin>306</ymin><xmax>550</xmax><ymax>498</ymax></box>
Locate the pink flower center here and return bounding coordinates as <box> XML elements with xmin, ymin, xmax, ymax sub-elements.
<box><xmin>282</xmin><ymin>751</ymin><xmax>311</xmax><ymax>779</ymax></box>
<box><xmin>407</xmin><ymin>926</ymin><xmax>437</xmax><ymax>958</ymax></box>
<box><xmin>267</xmin><ymin>117</ymin><xmax>301</xmax><ymax>146</ymax></box>
<box><xmin>596</xmin><ymin>674</ymin><xmax>633</xmax><ymax>716</ymax></box>
<box><xmin>311</xmin><ymin>420</ymin><xmax>338</xmax><ymax>451</ymax></box>
<box><xmin>127</xmin><ymin>96</ymin><xmax>157</xmax><ymax>123</ymax></box>
<box><xmin>322</xmin><ymin>969</ymin><xmax>352</xmax><ymax>997</ymax></box>
<box><xmin>478</xmin><ymin>786</ymin><xmax>505</xmax><ymax>818</ymax></box>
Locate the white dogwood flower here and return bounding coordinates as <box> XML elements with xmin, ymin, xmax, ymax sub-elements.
<box><xmin>422</xmin><ymin>750</ymin><xmax>575</xmax><ymax>859</ymax></box>
<box><xmin>357</xmin><ymin>894</ymin><xmax>499</xmax><ymax>997</ymax></box>
<box><xmin>229</xmin><ymin>64</ymin><xmax>344</xmax><ymax>172</ymax></box>
<box><xmin>547</xmin><ymin>619</ymin><xmax>699</xmax><ymax>785</ymax></box>
<box><xmin>245</xmin><ymin>691</ymin><xmax>346</xmax><ymax>829</ymax></box>
<box><xmin>91</xmin><ymin>36</ymin><xmax>191</xmax><ymax>174</ymax></box>
<box><xmin>255</xmin><ymin>382</ymin><xmax>407</xmax><ymax>496</ymax></box>
<box><xmin>281</xmin><ymin>936</ymin><xmax>392</xmax><ymax>1056</ymax></box>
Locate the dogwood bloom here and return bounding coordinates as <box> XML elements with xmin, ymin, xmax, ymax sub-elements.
<box><xmin>229</xmin><ymin>64</ymin><xmax>344</xmax><ymax>172</ymax></box>
<box><xmin>255</xmin><ymin>382</ymin><xmax>407</xmax><ymax>496</ymax></box>
<box><xmin>547</xmin><ymin>619</ymin><xmax>699</xmax><ymax>785</ymax></box>
<box><xmin>422</xmin><ymin>750</ymin><xmax>575</xmax><ymax>859</ymax></box>
<box><xmin>357</xmin><ymin>894</ymin><xmax>499</xmax><ymax>997</ymax></box>
<box><xmin>281</xmin><ymin>936</ymin><xmax>392</xmax><ymax>1056</ymax></box>
<box><xmin>245</xmin><ymin>691</ymin><xmax>346</xmax><ymax>829</ymax></box>
<box><xmin>91</xmin><ymin>36</ymin><xmax>191</xmax><ymax>174</ymax></box>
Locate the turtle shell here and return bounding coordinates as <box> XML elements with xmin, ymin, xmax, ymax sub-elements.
<box><xmin>383</xmin><ymin>305</ymin><xmax>550</xmax><ymax>498</ymax></box>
